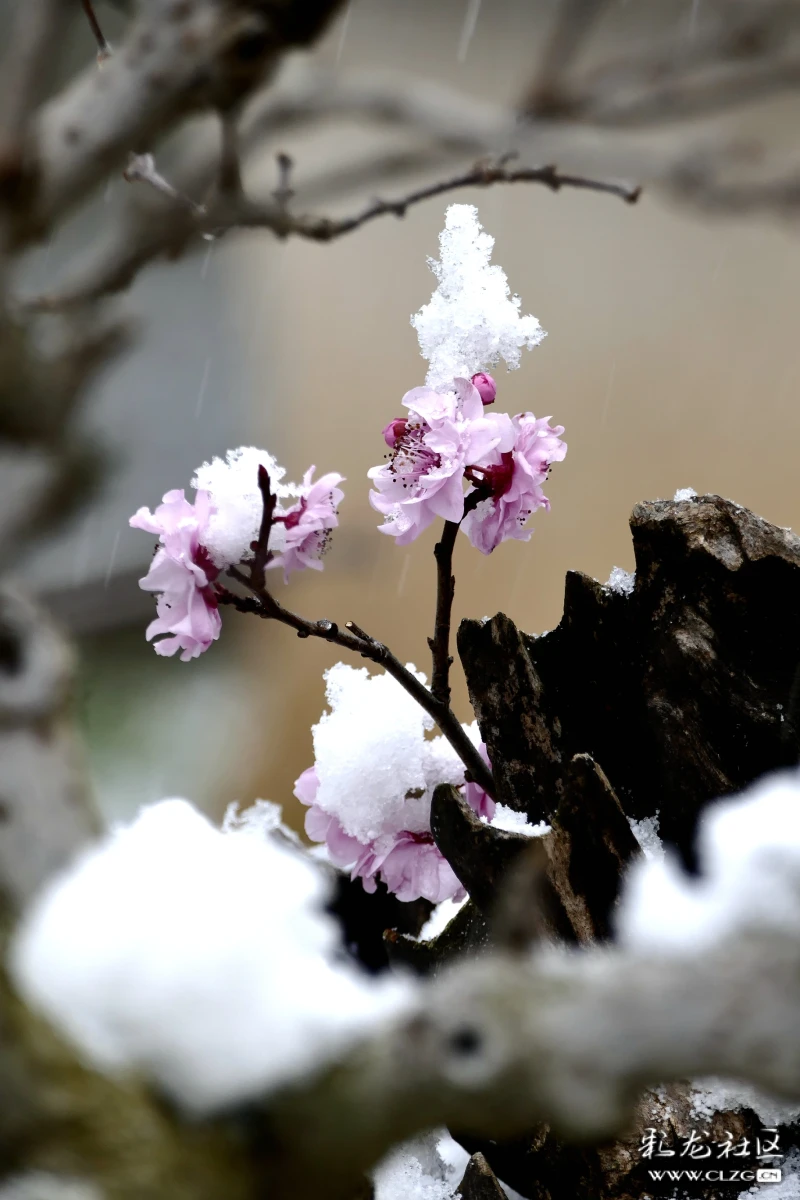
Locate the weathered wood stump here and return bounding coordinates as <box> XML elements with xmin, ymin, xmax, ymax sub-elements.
<box><xmin>432</xmin><ymin>494</ymin><xmax>800</xmax><ymax>1200</ymax></box>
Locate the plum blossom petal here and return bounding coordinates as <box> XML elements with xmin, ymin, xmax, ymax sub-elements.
<box><xmin>269</xmin><ymin>468</ymin><xmax>345</xmax><ymax>582</ymax></box>
<box><xmin>130</xmin><ymin>489</ymin><xmax>221</xmax><ymax>661</ymax></box>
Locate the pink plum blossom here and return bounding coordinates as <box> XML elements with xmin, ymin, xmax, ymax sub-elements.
<box><xmin>351</xmin><ymin>833</ymin><xmax>465</xmax><ymax>905</ymax></box>
<box><xmin>368</xmin><ymin>378</ymin><xmax>506</xmax><ymax>545</ymax></box>
<box><xmin>294</xmin><ymin>742</ymin><xmax>496</xmax><ymax>904</ymax></box>
<box><xmin>130</xmin><ymin>489</ymin><xmax>221</xmax><ymax>661</ymax></box>
<box><xmin>462</xmin><ymin>413</ymin><xmax>567</xmax><ymax>554</ymax></box>
<box><xmin>268</xmin><ymin>468</ymin><xmax>345</xmax><ymax>582</ymax></box>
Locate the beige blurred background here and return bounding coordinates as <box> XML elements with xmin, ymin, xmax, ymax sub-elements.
<box><xmin>17</xmin><ymin>0</ymin><xmax>800</xmax><ymax>831</ymax></box>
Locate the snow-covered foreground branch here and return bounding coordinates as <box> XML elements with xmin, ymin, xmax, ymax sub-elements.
<box><xmin>6</xmin><ymin>770</ymin><xmax>800</xmax><ymax>1197</ymax></box>
<box><xmin>265</xmin><ymin>926</ymin><xmax>800</xmax><ymax>1199</ymax></box>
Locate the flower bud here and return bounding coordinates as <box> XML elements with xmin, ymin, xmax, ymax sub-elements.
<box><xmin>471</xmin><ymin>372</ymin><xmax>497</xmax><ymax>405</ymax></box>
<box><xmin>382</xmin><ymin>417</ymin><xmax>407</xmax><ymax>448</ymax></box>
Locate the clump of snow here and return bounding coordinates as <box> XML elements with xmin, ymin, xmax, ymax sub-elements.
<box><xmin>484</xmin><ymin>804</ymin><xmax>551</xmax><ymax>838</ymax></box>
<box><xmin>11</xmin><ymin>799</ymin><xmax>412</xmax><ymax>1113</ymax></box>
<box><xmin>745</xmin><ymin>1148</ymin><xmax>800</xmax><ymax>1198</ymax></box>
<box><xmin>673</xmin><ymin>487</ymin><xmax>698</xmax><ymax>502</ymax></box>
<box><xmin>191</xmin><ymin>445</ymin><xmax>290</xmax><ymax>567</ymax></box>
<box><xmin>310</xmin><ymin>662</ymin><xmax>473</xmax><ymax>843</ymax></box>
<box><xmin>617</xmin><ymin>768</ymin><xmax>800</xmax><ymax>953</ymax></box>
<box><xmin>374</xmin><ymin>1133</ymin><xmax>524</xmax><ymax>1200</ymax></box>
<box><xmin>628</xmin><ymin>814</ymin><xmax>665</xmax><ymax>863</ymax></box>
<box><xmin>411</xmin><ymin>205</ymin><xmax>545</xmax><ymax>390</ymax></box>
<box><xmin>605</xmin><ymin>566</ymin><xmax>635</xmax><ymax>596</ymax></box>
<box><xmin>690</xmin><ymin>1078</ymin><xmax>800</xmax><ymax>1127</ymax></box>
<box><xmin>373</xmin><ymin>1134</ymin><xmax>456</xmax><ymax>1200</ymax></box>
<box><xmin>417</xmin><ymin>895</ymin><xmax>468</xmax><ymax>942</ymax></box>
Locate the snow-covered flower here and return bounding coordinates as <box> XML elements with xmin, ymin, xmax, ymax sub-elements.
<box><xmin>462</xmin><ymin>413</ymin><xmax>567</xmax><ymax>554</ymax></box>
<box><xmin>411</xmin><ymin>204</ymin><xmax>545</xmax><ymax>389</ymax></box>
<box><xmin>130</xmin><ymin>489</ymin><xmax>221</xmax><ymax>661</ymax></box>
<box><xmin>10</xmin><ymin>798</ymin><xmax>411</xmax><ymax>1113</ymax></box>
<box><xmin>368</xmin><ymin>378</ymin><xmax>507</xmax><ymax>544</ymax></box>
<box><xmin>268</xmin><ymin>467</ymin><xmax>345</xmax><ymax>582</ymax></box>
<box><xmin>131</xmin><ymin>447</ymin><xmax>345</xmax><ymax>658</ymax></box>
<box><xmin>370</xmin><ymin>206</ymin><xmax>565</xmax><ymax>550</ymax></box>
<box><xmin>293</xmin><ymin>663</ymin><xmax>495</xmax><ymax>903</ymax></box>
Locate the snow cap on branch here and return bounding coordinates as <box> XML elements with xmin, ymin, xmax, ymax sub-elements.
<box><xmin>11</xmin><ymin>798</ymin><xmax>411</xmax><ymax>1113</ymax></box>
<box><xmin>412</xmin><ymin>204</ymin><xmax>545</xmax><ymax>390</ymax></box>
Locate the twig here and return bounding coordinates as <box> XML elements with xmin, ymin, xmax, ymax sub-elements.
<box><xmin>221</xmin><ymin>579</ymin><xmax>496</xmax><ymax>799</ymax></box>
<box><xmin>261</xmin><ymin>158</ymin><xmax>641</xmax><ymax>242</ymax></box>
<box><xmin>428</xmin><ymin>491</ymin><xmax>487</xmax><ymax>707</ymax></box>
<box><xmin>123</xmin><ymin>153</ymin><xmax>206</xmax><ymax>216</ymax></box>
<box><xmin>80</xmin><ymin>0</ymin><xmax>111</xmax><ymax>62</ymax></box>
<box><xmin>219</xmin><ymin>475</ymin><xmax>496</xmax><ymax>799</ymax></box>
<box><xmin>250</xmin><ymin>464</ymin><xmax>277</xmax><ymax>590</ymax></box>
<box><xmin>429</xmin><ymin>520</ymin><xmax>460</xmax><ymax>708</ymax></box>
<box><xmin>25</xmin><ymin>152</ymin><xmax>640</xmax><ymax>312</ymax></box>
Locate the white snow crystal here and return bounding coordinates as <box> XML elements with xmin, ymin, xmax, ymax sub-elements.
<box><xmin>628</xmin><ymin>814</ymin><xmax>665</xmax><ymax>862</ymax></box>
<box><xmin>411</xmin><ymin>205</ymin><xmax>545</xmax><ymax>390</ymax></box>
<box><xmin>617</xmin><ymin>768</ymin><xmax>800</xmax><ymax>953</ymax></box>
<box><xmin>690</xmin><ymin>1077</ymin><xmax>800</xmax><ymax>1128</ymax></box>
<box><xmin>11</xmin><ymin>799</ymin><xmax>412</xmax><ymax>1113</ymax></box>
<box><xmin>191</xmin><ymin>445</ymin><xmax>290</xmax><ymax>568</ymax></box>
<box><xmin>673</xmin><ymin>487</ymin><xmax>698</xmax><ymax>502</ymax></box>
<box><xmin>310</xmin><ymin>662</ymin><xmax>479</xmax><ymax>843</ymax></box>
<box><xmin>485</xmin><ymin>804</ymin><xmax>551</xmax><ymax>838</ymax></box>
<box><xmin>605</xmin><ymin>566</ymin><xmax>635</xmax><ymax>596</ymax></box>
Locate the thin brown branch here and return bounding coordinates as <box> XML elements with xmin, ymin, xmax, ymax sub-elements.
<box><xmin>255</xmin><ymin>158</ymin><xmax>641</xmax><ymax>242</ymax></box>
<box><xmin>429</xmin><ymin>520</ymin><xmax>460</xmax><ymax>708</ymax></box>
<box><xmin>80</xmin><ymin>0</ymin><xmax>112</xmax><ymax>61</ymax></box>
<box><xmin>429</xmin><ymin>492</ymin><xmax>490</xmax><ymax>708</ymax></box>
<box><xmin>218</xmin><ymin>475</ymin><xmax>495</xmax><ymax>797</ymax></box>
<box><xmin>26</xmin><ymin>152</ymin><xmax>640</xmax><ymax>312</ymax></box>
<box><xmin>220</xmin><ymin>575</ymin><xmax>496</xmax><ymax>800</ymax></box>
<box><xmin>250</xmin><ymin>464</ymin><xmax>277</xmax><ymax>590</ymax></box>
<box><xmin>125</xmin><ymin>155</ymin><xmax>640</xmax><ymax>246</ymax></box>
